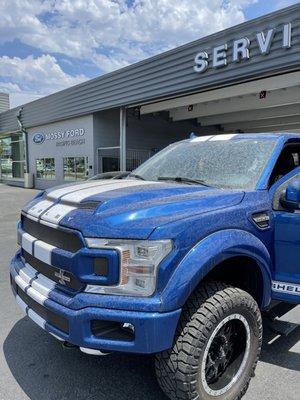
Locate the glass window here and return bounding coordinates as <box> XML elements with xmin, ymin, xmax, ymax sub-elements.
<box><xmin>36</xmin><ymin>158</ymin><xmax>55</xmax><ymax>180</ymax></box>
<box><xmin>101</xmin><ymin>156</ymin><xmax>141</xmax><ymax>173</ymax></box>
<box><xmin>63</xmin><ymin>157</ymin><xmax>88</xmax><ymax>181</ymax></box>
<box><xmin>130</xmin><ymin>138</ymin><xmax>277</xmax><ymax>190</ymax></box>
<box><xmin>102</xmin><ymin>157</ymin><xmax>120</xmax><ymax>173</ymax></box>
<box><xmin>0</xmin><ymin>133</ymin><xmax>25</xmax><ymax>179</ymax></box>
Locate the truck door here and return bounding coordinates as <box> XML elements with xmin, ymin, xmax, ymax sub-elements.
<box><xmin>271</xmin><ymin>147</ymin><xmax>300</xmax><ymax>303</ymax></box>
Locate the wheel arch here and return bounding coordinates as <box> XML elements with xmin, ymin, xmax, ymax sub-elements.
<box><xmin>203</xmin><ymin>255</ymin><xmax>266</xmax><ymax>308</ymax></box>
<box><xmin>161</xmin><ymin>229</ymin><xmax>272</xmax><ymax>312</ymax></box>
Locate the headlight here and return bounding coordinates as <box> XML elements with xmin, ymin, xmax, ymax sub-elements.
<box><xmin>85</xmin><ymin>238</ymin><xmax>173</xmax><ymax>297</ymax></box>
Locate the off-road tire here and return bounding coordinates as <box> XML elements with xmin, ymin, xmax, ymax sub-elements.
<box><xmin>155</xmin><ymin>281</ymin><xmax>262</xmax><ymax>400</ymax></box>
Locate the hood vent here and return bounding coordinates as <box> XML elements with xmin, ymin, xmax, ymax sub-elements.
<box><xmin>45</xmin><ymin>196</ymin><xmax>100</xmax><ymax>210</ymax></box>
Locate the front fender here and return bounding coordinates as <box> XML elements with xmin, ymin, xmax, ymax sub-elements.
<box><xmin>160</xmin><ymin>229</ymin><xmax>272</xmax><ymax>312</ymax></box>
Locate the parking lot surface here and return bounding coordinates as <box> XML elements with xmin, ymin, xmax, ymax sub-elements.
<box><xmin>0</xmin><ymin>184</ymin><xmax>299</xmax><ymax>400</ymax></box>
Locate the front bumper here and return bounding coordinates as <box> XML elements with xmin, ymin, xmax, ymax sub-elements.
<box><xmin>10</xmin><ymin>254</ymin><xmax>181</xmax><ymax>354</ymax></box>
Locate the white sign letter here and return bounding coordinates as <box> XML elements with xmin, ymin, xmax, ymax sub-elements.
<box><xmin>283</xmin><ymin>23</ymin><xmax>292</xmax><ymax>48</ymax></box>
<box><xmin>233</xmin><ymin>37</ymin><xmax>250</xmax><ymax>62</ymax></box>
<box><xmin>213</xmin><ymin>44</ymin><xmax>228</xmax><ymax>68</ymax></box>
<box><xmin>256</xmin><ymin>29</ymin><xmax>275</xmax><ymax>55</ymax></box>
<box><xmin>194</xmin><ymin>52</ymin><xmax>209</xmax><ymax>73</ymax></box>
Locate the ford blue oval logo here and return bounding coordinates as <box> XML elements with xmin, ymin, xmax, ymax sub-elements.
<box><xmin>33</xmin><ymin>133</ymin><xmax>45</xmax><ymax>144</ymax></box>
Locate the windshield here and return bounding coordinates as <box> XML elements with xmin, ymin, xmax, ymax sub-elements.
<box><xmin>130</xmin><ymin>138</ymin><xmax>277</xmax><ymax>189</ymax></box>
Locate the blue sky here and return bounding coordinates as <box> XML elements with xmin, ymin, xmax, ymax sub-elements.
<box><xmin>0</xmin><ymin>0</ymin><xmax>298</xmax><ymax>108</ymax></box>
<box><xmin>243</xmin><ymin>0</ymin><xmax>298</xmax><ymax>19</ymax></box>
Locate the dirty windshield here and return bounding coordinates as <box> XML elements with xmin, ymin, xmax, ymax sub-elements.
<box><xmin>130</xmin><ymin>138</ymin><xmax>276</xmax><ymax>189</ymax></box>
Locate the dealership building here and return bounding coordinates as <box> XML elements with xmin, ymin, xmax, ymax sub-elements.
<box><xmin>0</xmin><ymin>4</ymin><xmax>299</xmax><ymax>189</ymax></box>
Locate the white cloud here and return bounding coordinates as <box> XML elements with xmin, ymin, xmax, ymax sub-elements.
<box><xmin>0</xmin><ymin>55</ymin><xmax>87</xmax><ymax>107</ymax></box>
<box><xmin>0</xmin><ymin>0</ymin><xmax>258</xmax><ymax>107</ymax></box>
<box><xmin>0</xmin><ymin>81</ymin><xmax>42</xmax><ymax>108</ymax></box>
<box><xmin>0</xmin><ymin>0</ymin><xmax>257</xmax><ymax>70</ymax></box>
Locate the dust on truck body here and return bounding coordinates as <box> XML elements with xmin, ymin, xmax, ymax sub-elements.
<box><xmin>10</xmin><ymin>133</ymin><xmax>300</xmax><ymax>400</ymax></box>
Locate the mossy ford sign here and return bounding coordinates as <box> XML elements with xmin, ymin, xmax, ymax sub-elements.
<box><xmin>33</xmin><ymin>128</ymin><xmax>85</xmax><ymax>145</ymax></box>
<box><xmin>194</xmin><ymin>23</ymin><xmax>293</xmax><ymax>73</ymax></box>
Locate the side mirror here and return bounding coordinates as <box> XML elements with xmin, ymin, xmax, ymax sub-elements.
<box><xmin>280</xmin><ymin>179</ymin><xmax>300</xmax><ymax>211</ymax></box>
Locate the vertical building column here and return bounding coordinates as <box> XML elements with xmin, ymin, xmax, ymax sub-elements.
<box><xmin>119</xmin><ymin>107</ymin><xmax>127</xmax><ymax>171</ymax></box>
<box><xmin>23</xmin><ymin>130</ymin><xmax>29</xmax><ymax>174</ymax></box>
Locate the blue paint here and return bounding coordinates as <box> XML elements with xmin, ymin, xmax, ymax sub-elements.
<box><xmin>274</xmin><ymin>212</ymin><xmax>300</xmax><ymax>284</ymax></box>
<box><xmin>60</xmin><ymin>185</ymin><xmax>244</xmax><ymax>239</ymax></box>
<box><xmin>285</xmin><ymin>179</ymin><xmax>300</xmax><ymax>203</ymax></box>
<box><xmin>10</xmin><ymin>259</ymin><xmax>180</xmax><ymax>354</ymax></box>
<box><xmin>10</xmin><ymin>132</ymin><xmax>300</xmax><ymax>354</ymax></box>
<box><xmin>160</xmin><ymin>229</ymin><xmax>272</xmax><ymax>311</ymax></box>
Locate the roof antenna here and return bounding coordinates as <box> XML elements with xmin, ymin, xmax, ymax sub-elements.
<box><xmin>189</xmin><ymin>132</ymin><xmax>197</xmax><ymax>139</ymax></box>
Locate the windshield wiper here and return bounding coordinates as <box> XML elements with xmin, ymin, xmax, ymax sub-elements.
<box><xmin>128</xmin><ymin>173</ymin><xmax>146</xmax><ymax>180</ymax></box>
<box><xmin>157</xmin><ymin>176</ymin><xmax>212</xmax><ymax>187</ymax></box>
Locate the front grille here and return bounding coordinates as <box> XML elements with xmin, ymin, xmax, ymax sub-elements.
<box><xmin>22</xmin><ymin>215</ymin><xmax>83</xmax><ymax>253</ymax></box>
<box><xmin>23</xmin><ymin>250</ymin><xmax>85</xmax><ymax>292</ymax></box>
<box><xmin>11</xmin><ymin>277</ymin><xmax>69</xmax><ymax>334</ymax></box>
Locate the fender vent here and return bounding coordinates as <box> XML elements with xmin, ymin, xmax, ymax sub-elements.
<box><xmin>252</xmin><ymin>212</ymin><xmax>270</xmax><ymax>229</ymax></box>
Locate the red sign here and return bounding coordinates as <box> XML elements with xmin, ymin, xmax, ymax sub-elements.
<box><xmin>259</xmin><ymin>90</ymin><xmax>267</xmax><ymax>99</ymax></box>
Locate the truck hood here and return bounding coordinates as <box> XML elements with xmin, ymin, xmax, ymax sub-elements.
<box><xmin>24</xmin><ymin>179</ymin><xmax>244</xmax><ymax>239</ymax></box>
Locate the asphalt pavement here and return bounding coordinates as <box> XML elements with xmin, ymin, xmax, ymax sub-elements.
<box><xmin>0</xmin><ymin>184</ymin><xmax>299</xmax><ymax>400</ymax></box>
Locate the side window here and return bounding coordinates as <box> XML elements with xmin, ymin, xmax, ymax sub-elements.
<box><xmin>269</xmin><ymin>143</ymin><xmax>300</xmax><ymax>188</ymax></box>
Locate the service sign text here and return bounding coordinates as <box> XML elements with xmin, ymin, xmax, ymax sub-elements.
<box><xmin>194</xmin><ymin>23</ymin><xmax>292</xmax><ymax>73</ymax></box>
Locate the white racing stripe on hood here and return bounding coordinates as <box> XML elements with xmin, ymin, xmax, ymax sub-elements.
<box><xmin>26</xmin><ymin>181</ymin><xmax>121</xmax><ymax>219</ymax></box>
<box><xmin>191</xmin><ymin>135</ymin><xmax>213</xmax><ymax>142</ymax></box>
<box><xmin>40</xmin><ymin>203</ymin><xmax>77</xmax><ymax>225</ymax></box>
<box><xmin>209</xmin><ymin>134</ymin><xmax>237</xmax><ymax>141</ymax></box>
<box><xmin>34</xmin><ymin>180</ymin><xmax>160</xmax><ymax>225</ymax></box>
<box><xmin>27</xmin><ymin>199</ymin><xmax>54</xmax><ymax>219</ymax></box>
<box><xmin>47</xmin><ymin>179</ymin><xmax>123</xmax><ymax>200</ymax></box>
<box><xmin>60</xmin><ymin>180</ymin><xmax>159</xmax><ymax>203</ymax></box>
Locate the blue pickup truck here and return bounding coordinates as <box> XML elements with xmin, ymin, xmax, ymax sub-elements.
<box><xmin>10</xmin><ymin>133</ymin><xmax>300</xmax><ymax>400</ymax></box>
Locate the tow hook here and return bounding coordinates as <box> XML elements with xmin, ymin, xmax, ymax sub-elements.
<box><xmin>62</xmin><ymin>341</ymin><xmax>78</xmax><ymax>350</ymax></box>
<box><xmin>62</xmin><ymin>341</ymin><xmax>111</xmax><ymax>356</ymax></box>
<box><xmin>79</xmin><ymin>347</ymin><xmax>111</xmax><ymax>356</ymax></box>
